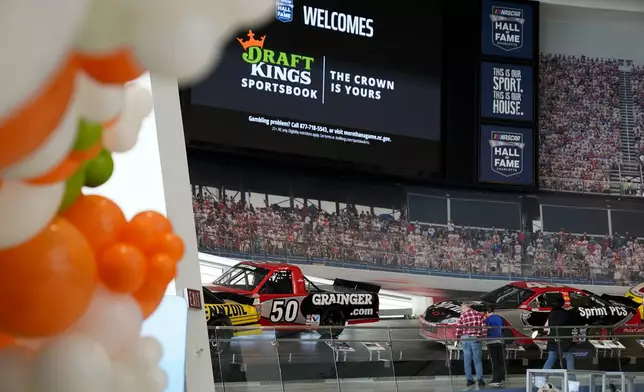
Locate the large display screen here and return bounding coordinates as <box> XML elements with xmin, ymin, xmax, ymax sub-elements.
<box><xmin>481</xmin><ymin>0</ymin><xmax>535</xmax><ymax>59</ymax></box>
<box><xmin>479</xmin><ymin>124</ymin><xmax>534</xmax><ymax>186</ymax></box>
<box><xmin>480</xmin><ymin>61</ymin><xmax>533</xmax><ymax>121</ymax></box>
<box><xmin>184</xmin><ymin>0</ymin><xmax>442</xmax><ymax>175</ymax></box>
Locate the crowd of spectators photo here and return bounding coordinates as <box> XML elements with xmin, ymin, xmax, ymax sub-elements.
<box><xmin>193</xmin><ymin>192</ymin><xmax>644</xmax><ymax>285</ymax></box>
<box><xmin>538</xmin><ymin>54</ymin><xmax>621</xmax><ymax>194</ymax></box>
<box><xmin>192</xmin><ymin>53</ymin><xmax>644</xmax><ymax>286</ymax></box>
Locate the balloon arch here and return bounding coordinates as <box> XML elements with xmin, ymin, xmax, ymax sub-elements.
<box><xmin>0</xmin><ymin>1</ymin><xmax>273</xmax><ymax>391</ymax></box>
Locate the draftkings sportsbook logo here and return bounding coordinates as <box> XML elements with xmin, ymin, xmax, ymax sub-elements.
<box><xmin>237</xmin><ymin>30</ymin><xmax>318</xmax><ymax>99</ymax></box>
<box><xmin>489</xmin><ymin>131</ymin><xmax>524</xmax><ymax>177</ymax></box>
<box><xmin>489</xmin><ymin>6</ymin><xmax>524</xmax><ymax>51</ymax></box>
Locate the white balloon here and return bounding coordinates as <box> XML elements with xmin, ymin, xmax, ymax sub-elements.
<box><xmin>0</xmin><ymin>0</ymin><xmax>87</xmax><ymax>121</ymax></box>
<box><xmin>133</xmin><ymin>337</ymin><xmax>163</xmax><ymax>367</ymax></box>
<box><xmin>110</xmin><ymin>361</ymin><xmax>141</xmax><ymax>392</ymax></box>
<box><xmin>102</xmin><ymin>116</ymin><xmax>141</xmax><ymax>153</ymax></box>
<box><xmin>72</xmin><ymin>289</ymin><xmax>143</xmax><ymax>359</ymax></box>
<box><xmin>226</xmin><ymin>0</ymin><xmax>275</xmax><ymax>25</ymax></box>
<box><xmin>143</xmin><ymin>367</ymin><xmax>168</xmax><ymax>392</ymax></box>
<box><xmin>2</xmin><ymin>99</ymin><xmax>78</xmax><ymax>180</ymax></box>
<box><xmin>129</xmin><ymin>2</ymin><xmax>230</xmax><ymax>83</ymax></box>
<box><xmin>124</xmin><ymin>83</ymin><xmax>153</xmax><ymax>119</ymax></box>
<box><xmin>0</xmin><ymin>345</ymin><xmax>32</xmax><ymax>392</ymax></box>
<box><xmin>74</xmin><ymin>0</ymin><xmax>130</xmax><ymax>53</ymax></box>
<box><xmin>76</xmin><ymin>72</ymin><xmax>125</xmax><ymax>123</ymax></box>
<box><xmin>0</xmin><ymin>180</ymin><xmax>65</xmax><ymax>249</ymax></box>
<box><xmin>32</xmin><ymin>334</ymin><xmax>112</xmax><ymax>392</ymax></box>
<box><xmin>101</xmin><ymin>84</ymin><xmax>150</xmax><ymax>153</ymax></box>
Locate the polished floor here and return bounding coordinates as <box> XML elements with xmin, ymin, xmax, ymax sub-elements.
<box><xmin>216</xmin><ymin>373</ymin><xmax>644</xmax><ymax>392</ymax></box>
<box><xmin>217</xmin><ymin>376</ymin><xmax>526</xmax><ymax>392</ymax></box>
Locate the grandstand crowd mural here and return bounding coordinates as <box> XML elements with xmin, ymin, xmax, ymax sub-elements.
<box><xmin>192</xmin><ymin>187</ymin><xmax>644</xmax><ymax>286</ymax></box>
<box><xmin>538</xmin><ymin>4</ymin><xmax>644</xmax><ymax>197</ymax></box>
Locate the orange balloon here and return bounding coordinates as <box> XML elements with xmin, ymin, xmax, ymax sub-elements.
<box><xmin>121</xmin><ymin>211</ymin><xmax>173</xmax><ymax>253</ymax></box>
<box><xmin>77</xmin><ymin>48</ymin><xmax>145</xmax><ymax>84</ymax></box>
<box><xmin>0</xmin><ymin>55</ymin><xmax>78</xmax><ymax>170</ymax></box>
<box><xmin>133</xmin><ymin>279</ymin><xmax>167</xmax><ymax>319</ymax></box>
<box><xmin>0</xmin><ymin>332</ymin><xmax>15</xmax><ymax>348</ymax></box>
<box><xmin>61</xmin><ymin>194</ymin><xmax>127</xmax><ymax>254</ymax></box>
<box><xmin>69</xmin><ymin>141</ymin><xmax>102</xmax><ymax>162</ymax></box>
<box><xmin>147</xmin><ymin>253</ymin><xmax>176</xmax><ymax>285</ymax></box>
<box><xmin>26</xmin><ymin>155</ymin><xmax>82</xmax><ymax>184</ymax></box>
<box><xmin>0</xmin><ymin>217</ymin><xmax>97</xmax><ymax>337</ymax></box>
<box><xmin>98</xmin><ymin>243</ymin><xmax>147</xmax><ymax>293</ymax></box>
<box><xmin>158</xmin><ymin>232</ymin><xmax>185</xmax><ymax>263</ymax></box>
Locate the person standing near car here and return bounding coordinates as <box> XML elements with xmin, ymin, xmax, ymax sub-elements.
<box><xmin>543</xmin><ymin>296</ymin><xmax>575</xmax><ymax>371</ymax></box>
<box><xmin>456</xmin><ymin>302</ymin><xmax>486</xmax><ymax>387</ymax></box>
<box><xmin>486</xmin><ymin>305</ymin><xmax>506</xmax><ymax>387</ymax></box>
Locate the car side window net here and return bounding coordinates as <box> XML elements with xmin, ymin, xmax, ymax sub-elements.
<box><xmin>261</xmin><ymin>271</ymin><xmax>294</xmax><ymax>294</ymax></box>
<box><xmin>569</xmin><ymin>292</ymin><xmax>594</xmax><ymax>308</ymax></box>
<box><xmin>531</xmin><ymin>292</ymin><xmax>564</xmax><ymax>308</ymax></box>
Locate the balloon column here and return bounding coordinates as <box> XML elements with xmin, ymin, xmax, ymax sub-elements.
<box><xmin>0</xmin><ymin>1</ymin><xmax>274</xmax><ymax>391</ymax></box>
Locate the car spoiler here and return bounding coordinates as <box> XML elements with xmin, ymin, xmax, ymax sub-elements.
<box><xmin>333</xmin><ymin>278</ymin><xmax>381</xmax><ymax>293</ymax></box>
<box><xmin>600</xmin><ymin>293</ymin><xmax>640</xmax><ymax>308</ymax></box>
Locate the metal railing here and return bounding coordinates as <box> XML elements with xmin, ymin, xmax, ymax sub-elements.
<box><xmin>208</xmin><ymin>325</ymin><xmax>644</xmax><ymax>392</ymax></box>
<box><xmin>539</xmin><ymin>177</ymin><xmax>615</xmax><ymax>195</ymax></box>
<box><xmin>197</xmin><ymin>234</ymin><xmax>634</xmax><ymax>285</ymax></box>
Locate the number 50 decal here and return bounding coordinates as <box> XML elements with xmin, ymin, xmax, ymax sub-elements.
<box><xmin>270</xmin><ymin>299</ymin><xmax>300</xmax><ymax>323</ymax></box>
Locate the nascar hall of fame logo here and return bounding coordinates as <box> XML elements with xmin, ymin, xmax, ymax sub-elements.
<box><xmin>276</xmin><ymin>0</ymin><xmax>294</xmax><ymax>23</ymax></box>
<box><xmin>490</xmin><ymin>5</ymin><xmax>524</xmax><ymax>51</ymax></box>
<box><xmin>489</xmin><ymin>131</ymin><xmax>524</xmax><ymax>177</ymax></box>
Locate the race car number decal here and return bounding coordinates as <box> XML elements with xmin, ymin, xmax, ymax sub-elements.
<box><xmin>270</xmin><ymin>299</ymin><xmax>300</xmax><ymax>323</ymax></box>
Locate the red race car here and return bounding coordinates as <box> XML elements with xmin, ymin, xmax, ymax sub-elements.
<box><xmin>205</xmin><ymin>261</ymin><xmax>381</xmax><ymax>337</ymax></box>
<box><xmin>419</xmin><ymin>281</ymin><xmax>642</xmax><ymax>343</ymax></box>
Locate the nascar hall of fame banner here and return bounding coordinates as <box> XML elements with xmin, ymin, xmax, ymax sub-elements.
<box><xmin>480</xmin><ymin>62</ymin><xmax>533</xmax><ymax>122</ymax></box>
<box><xmin>479</xmin><ymin>125</ymin><xmax>534</xmax><ymax>186</ymax></box>
<box><xmin>480</xmin><ymin>0</ymin><xmax>534</xmax><ymax>59</ymax></box>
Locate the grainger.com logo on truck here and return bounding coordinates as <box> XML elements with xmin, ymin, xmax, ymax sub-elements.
<box><xmin>237</xmin><ymin>30</ymin><xmax>319</xmax><ymax>99</ymax></box>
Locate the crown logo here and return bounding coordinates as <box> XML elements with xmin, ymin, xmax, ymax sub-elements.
<box><xmin>237</xmin><ymin>30</ymin><xmax>266</xmax><ymax>51</ymax></box>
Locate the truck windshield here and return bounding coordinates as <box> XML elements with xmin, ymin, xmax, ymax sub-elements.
<box><xmin>480</xmin><ymin>285</ymin><xmax>534</xmax><ymax>307</ymax></box>
<box><xmin>213</xmin><ymin>265</ymin><xmax>270</xmax><ymax>291</ymax></box>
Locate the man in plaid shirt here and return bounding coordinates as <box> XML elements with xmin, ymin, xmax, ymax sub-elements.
<box><xmin>456</xmin><ymin>302</ymin><xmax>486</xmax><ymax>387</ymax></box>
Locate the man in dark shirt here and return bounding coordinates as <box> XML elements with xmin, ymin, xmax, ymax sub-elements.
<box><xmin>486</xmin><ymin>305</ymin><xmax>505</xmax><ymax>386</ymax></box>
<box><xmin>543</xmin><ymin>296</ymin><xmax>575</xmax><ymax>370</ymax></box>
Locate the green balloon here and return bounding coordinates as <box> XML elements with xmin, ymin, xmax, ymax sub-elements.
<box><xmin>74</xmin><ymin>119</ymin><xmax>102</xmax><ymax>151</ymax></box>
<box><xmin>59</xmin><ymin>166</ymin><xmax>86</xmax><ymax>212</ymax></box>
<box><xmin>84</xmin><ymin>149</ymin><xmax>114</xmax><ymax>188</ymax></box>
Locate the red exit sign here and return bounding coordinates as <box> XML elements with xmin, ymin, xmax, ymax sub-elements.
<box><xmin>185</xmin><ymin>288</ymin><xmax>202</xmax><ymax>310</ymax></box>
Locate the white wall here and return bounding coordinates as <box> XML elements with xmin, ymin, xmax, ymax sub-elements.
<box><xmin>541</xmin><ymin>4</ymin><xmax>644</xmax><ymax>63</ymax></box>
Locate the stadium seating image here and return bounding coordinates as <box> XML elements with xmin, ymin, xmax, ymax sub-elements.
<box><xmin>538</xmin><ymin>54</ymin><xmax>622</xmax><ymax>194</ymax></box>
<box><xmin>193</xmin><ymin>191</ymin><xmax>644</xmax><ymax>286</ymax></box>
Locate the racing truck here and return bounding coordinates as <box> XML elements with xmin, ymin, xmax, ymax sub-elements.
<box><xmin>419</xmin><ymin>281</ymin><xmax>641</xmax><ymax>344</ymax></box>
<box><xmin>205</xmin><ymin>261</ymin><xmax>381</xmax><ymax>337</ymax></box>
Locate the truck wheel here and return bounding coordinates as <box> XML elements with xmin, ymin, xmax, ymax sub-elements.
<box><xmin>210</xmin><ymin>317</ymin><xmax>233</xmax><ymax>354</ymax></box>
<box><xmin>318</xmin><ymin>308</ymin><xmax>345</xmax><ymax>338</ymax></box>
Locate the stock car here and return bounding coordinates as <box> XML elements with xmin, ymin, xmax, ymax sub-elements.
<box><xmin>203</xmin><ymin>288</ymin><xmax>261</xmax><ymax>351</ymax></box>
<box><xmin>419</xmin><ymin>282</ymin><xmax>642</xmax><ymax>343</ymax></box>
<box><xmin>625</xmin><ymin>283</ymin><xmax>644</xmax><ymax>319</ymax></box>
<box><xmin>205</xmin><ymin>261</ymin><xmax>380</xmax><ymax>337</ymax></box>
